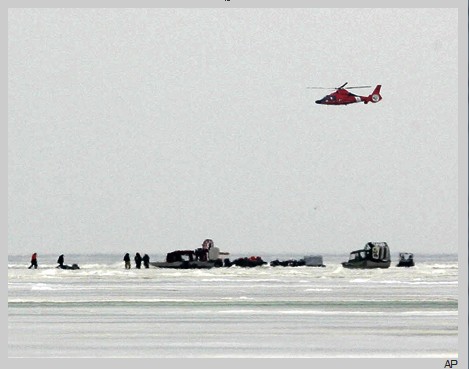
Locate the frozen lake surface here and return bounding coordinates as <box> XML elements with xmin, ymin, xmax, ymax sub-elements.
<box><xmin>8</xmin><ymin>253</ymin><xmax>458</xmax><ymax>358</ymax></box>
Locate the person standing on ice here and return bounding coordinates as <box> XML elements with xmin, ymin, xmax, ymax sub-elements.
<box><xmin>123</xmin><ymin>253</ymin><xmax>131</xmax><ymax>269</ymax></box>
<box><xmin>57</xmin><ymin>254</ymin><xmax>64</xmax><ymax>268</ymax></box>
<box><xmin>134</xmin><ymin>253</ymin><xmax>142</xmax><ymax>269</ymax></box>
<box><xmin>28</xmin><ymin>252</ymin><xmax>38</xmax><ymax>269</ymax></box>
<box><xmin>142</xmin><ymin>254</ymin><xmax>150</xmax><ymax>268</ymax></box>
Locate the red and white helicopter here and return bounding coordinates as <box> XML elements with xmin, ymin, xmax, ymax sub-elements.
<box><xmin>308</xmin><ymin>82</ymin><xmax>382</xmax><ymax>105</ymax></box>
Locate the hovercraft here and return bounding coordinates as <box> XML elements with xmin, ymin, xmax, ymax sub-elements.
<box><xmin>342</xmin><ymin>242</ymin><xmax>391</xmax><ymax>269</ymax></box>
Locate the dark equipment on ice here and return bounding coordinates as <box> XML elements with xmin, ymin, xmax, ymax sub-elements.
<box><xmin>342</xmin><ymin>242</ymin><xmax>391</xmax><ymax>269</ymax></box>
<box><xmin>396</xmin><ymin>252</ymin><xmax>415</xmax><ymax>267</ymax></box>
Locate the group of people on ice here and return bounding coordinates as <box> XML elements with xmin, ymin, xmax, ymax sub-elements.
<box><xmin>27</xmin><ymin>253</ymin><xmax>80</xmax><ymax>269</ymax></box>
<box><xmin>123</xmin><ymin>252</ymin><xmax>150</xmax><ymax>269</ymax></box>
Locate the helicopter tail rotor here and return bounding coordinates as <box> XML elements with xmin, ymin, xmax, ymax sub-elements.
<box><xmin>366</xmin><ymin>85</ymin><xmax>382</xmax><ymax>103</ymax></box>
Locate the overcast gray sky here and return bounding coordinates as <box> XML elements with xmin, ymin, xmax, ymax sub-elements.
<box><xmin>8</xmin><ymin>8</ymin><xmax>459</xmax><ymax>256</ymax></box>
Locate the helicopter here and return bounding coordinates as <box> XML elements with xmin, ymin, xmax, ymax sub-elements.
<box><xmin>308</xmin><ymin>82</ymin><xmax>382</xmax><ymax>105</ymax></box>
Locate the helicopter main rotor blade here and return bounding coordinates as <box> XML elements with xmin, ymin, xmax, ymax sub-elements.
<box><xmin>307</xmin><ymin>83</ymin><xmax>372</xmax><ymax>90</ymax></box>
<box><xmin>345</xmin><ymin>86</ymin><xmax>372</xmax><ymax>89</ymax></box>
<box><xmin>307</xmin><ymin>82</ymin><xmax>349</xmax><ymax>90</ymax></box>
